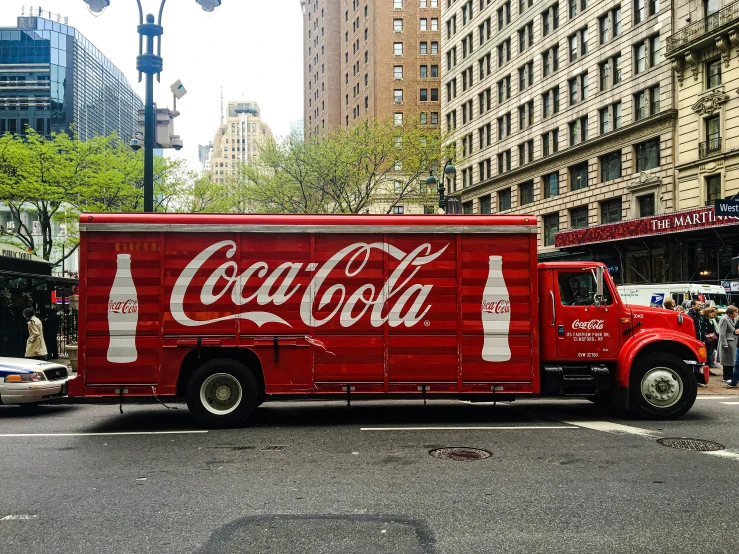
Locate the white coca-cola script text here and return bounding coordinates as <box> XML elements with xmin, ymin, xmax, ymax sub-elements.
<box><xmin>572</xmin><ymin>319</ymin><xmax>605</xmax><ymax>330</ymax></box>
<box><xmin>108</xmin><ymin>299</ymin><xmax>139</xmax><ymax>314</ymax></box>
<box><xmin>170</xmin><ymin>241</ymin><xmax>449</xmax><ymax>328</ymax></box>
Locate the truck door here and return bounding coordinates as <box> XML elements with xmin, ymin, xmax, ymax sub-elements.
<box><xmin>553</xmin><ymin>269</ymin><xmax>620</xmax><ymax>361</ymax></box>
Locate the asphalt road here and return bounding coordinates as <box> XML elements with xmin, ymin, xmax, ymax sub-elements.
<box><xmin>0</xmin><ymin>395</ymin><xmax>738</xmax><ymax>554</ymax></box>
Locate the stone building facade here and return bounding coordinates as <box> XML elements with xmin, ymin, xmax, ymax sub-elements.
<box><xmin>441</xmin><ymin>0</ymin><xmax>676</xmax><ymax>256</ymax></box>
<box><xmin>209</xmin><ymin>101</ymin><xmax>273</xmax><ymax>184</ymax></box>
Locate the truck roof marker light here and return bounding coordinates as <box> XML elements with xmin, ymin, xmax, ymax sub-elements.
<box><xmin>621</xmin><ymin>318</ymin><xmax>631</xmax><ymax>324</ymax></box>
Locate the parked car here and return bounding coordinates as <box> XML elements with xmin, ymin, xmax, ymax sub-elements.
<box><xmin>0</xmin><ymin>357</ymin><xmax>70</xmax><ymax>406</ymax></box>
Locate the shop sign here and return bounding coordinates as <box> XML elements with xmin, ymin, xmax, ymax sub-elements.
<box><xmin>555</xmin><ymin>206</ymin><xmax>739</xmax><ymax>248</ymax></box>
<box><xmin>715</xmin><ymin>198</ymin><xmax>739</xmax><ymax>217</ymax></box>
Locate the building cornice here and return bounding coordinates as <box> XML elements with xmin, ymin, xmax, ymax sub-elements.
<box><xmin>458</xmin><ymin>110</ymin><xmax>677</xmax><ymax>199</ymax></box>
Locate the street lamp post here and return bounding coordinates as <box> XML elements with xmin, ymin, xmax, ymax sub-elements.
<box><xmin>82</xmin><ymin>0</ymin><xmax>223</xmax><ymax>213</ymax></box>
<box><xmin>425</xmin><ymin>158</ymin><xmax>456</xmax><ymax>213</ymax></box>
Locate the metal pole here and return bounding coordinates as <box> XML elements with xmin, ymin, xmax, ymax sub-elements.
<box><xmin>144</xmin><ymin>61</ymin><xmax>155</xmax><ymax>213</ymax></box>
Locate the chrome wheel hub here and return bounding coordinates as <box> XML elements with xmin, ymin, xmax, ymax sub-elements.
<box><xmin>200</xmin><ymin>373</ymin><xmax>243</xmax><ymax>416</ymax></box>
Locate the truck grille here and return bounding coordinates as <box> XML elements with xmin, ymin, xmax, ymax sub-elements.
<box><xmin>43</xmin><ymin>367</ymin><xmax>68</xmax><ymax>381</ymax></box>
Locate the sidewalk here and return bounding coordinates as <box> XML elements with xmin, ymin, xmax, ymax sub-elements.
<box><xmin>700</xmin><ymin>372</ymin><xmax>739</xmax><ymax>395</ymax></box>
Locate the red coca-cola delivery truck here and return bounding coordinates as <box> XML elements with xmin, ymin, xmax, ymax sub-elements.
<box><xmin>69</xmin><ymin>213</ymin><xmax>709</xmax><ymax>427</ymax></box>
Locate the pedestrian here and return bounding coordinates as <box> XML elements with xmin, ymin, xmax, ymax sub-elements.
<box><xmin>662</xmin><ymin>298</ymin><xmax>676</xmax><ymax>310</ymax></box>
<box><xmin>703</xmin><ymin>306</ymin><xmax>720</xmax><ymax>374</ymax></box>
<box><xmin>719</xmin><ymin>306</ymin><xmax>739</xmax><ymax>382</ymax></box>
<box><xmin>43</xmin><ymin>308</ymin><xmax>60</xmax><ymax>360</ymax></box>
<box><xmin>22</xmin><ymin>308</ymin><xmax>47</xmax><ymax>361</ymax></box>
<box><xmin>676</xmin><ymin>305</ymin><xmax>686</xmax><ymax>314</ymax></box>
<box><xmin>687</xmin><ymin>300</ymin><xmax>709</xmax><ymax>386</ymax></box>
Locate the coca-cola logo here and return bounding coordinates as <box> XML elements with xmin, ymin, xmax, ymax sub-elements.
<box><xmin>572</xmin><ymin>319</ymin><xmax>605</xmax><ymax>330</ymax></box>
<box><xmin>482</xmin><ymin>299</ymin><xmax>510</xmax><ymax>314</ymax></box>
<box><xmin>170</xmin><ymin>240</ymin><xmax>449</xmax><ymax>329</ymax></box>
<box><xmin>109</xmin><ymin>299</ymin><xmax>139</xmax><ymax>314</ymax></box>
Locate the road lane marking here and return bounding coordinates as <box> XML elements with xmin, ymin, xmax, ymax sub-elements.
<box><xmin>560</xmin><ymin>420</ymin><xmax>657</xmax><ymax>437</ymax></box>
<box><xmin>360</xmin><ymin>425</ymin><xmax>579</xmax><ymax>431</ymax></box>
<box><xmin>696</xmin><ymin>396</ymin><xmax>733</xmax><ymax>400</ymax></box>
<box><xmin>1</xmin><ymin>515</ymin><xmax>37</xmax><ymax>521</ymax></box>
<box><xmin>0</xmin><ymin>430</ymin><xmax>208</xmax><ymax>437</ymax></box>
<box><xmin>705</xmin><ymin>449</ymin><xmax>739</xmax><ymax>461</ymax></box>
<box><xmin>720</xmin><ymin>402</ymin><xmax>739</xmax><ymax>405</ymax></box>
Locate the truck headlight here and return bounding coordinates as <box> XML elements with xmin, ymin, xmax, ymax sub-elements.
<box><xmin>4</xmin><ymin>372</ymin><xmax>46</xmax><ymax>383</ymax></box>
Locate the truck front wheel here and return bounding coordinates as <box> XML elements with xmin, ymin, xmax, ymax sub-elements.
<box><xmin>629</xmin><ymin>353</ymin><xmax>697</xmax><ymax>419</ymax></box>
<box><xmin>186</xmin><ymin>359</ymin><xmax>258</xmax><ymax>428</ymax></box>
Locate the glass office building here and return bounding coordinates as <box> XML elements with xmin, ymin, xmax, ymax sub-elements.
<box><xmin>0</xmin><ymin>15</ymin><xmax>142</xmax><ymax>141</ymax></box>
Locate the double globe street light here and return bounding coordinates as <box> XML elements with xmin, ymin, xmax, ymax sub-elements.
<box><xmin>82</xmin><ymin>0</ymin><xmax>223</xmax><ymax>213</ymax></box>
<box><xmin>425</xmin><ymin>158</ymin><xmax>456</xmax><ymax>213</ymax></box>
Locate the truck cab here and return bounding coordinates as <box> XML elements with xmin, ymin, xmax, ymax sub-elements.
<box><xmin>538</xmin><ymin>262</ymin><xmax>708</xmax><ymax>418</ymax></box>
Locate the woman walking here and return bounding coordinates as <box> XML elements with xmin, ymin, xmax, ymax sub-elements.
<box><xmin>719</xmin><ymin>306</ymin><xmax>739</xmax><ymax>382</ymax></box>
<box><xmin>22</xmin><ymin>308</ymin><xmax>47</xmax><ymax>361</ymax></box>
<box><xmin>703</xmin><ymin>306</ymin><xmax>721</xmax><ymax>373</ymax></box>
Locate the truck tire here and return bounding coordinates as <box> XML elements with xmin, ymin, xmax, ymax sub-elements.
<box><xmin>186</xmin><ymin>359</ymin><xmax>258</xmax><ymax>428</ymax></box>
<box><xmin>629</xmin><ymin>353</ymin><xmax>697</xmax><ymax>419</ymax></box>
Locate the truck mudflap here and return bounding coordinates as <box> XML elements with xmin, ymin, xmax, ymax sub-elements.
<box><xmin>541</xmin><ymin>364</ymin><xmax>610</xmax><ymax>396</ymax></box>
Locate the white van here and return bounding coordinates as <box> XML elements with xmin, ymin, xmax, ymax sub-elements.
<box><xmin>617</xmin><ymin>283</ymin><xmax>730</xmax><ymax>313</ymax></box>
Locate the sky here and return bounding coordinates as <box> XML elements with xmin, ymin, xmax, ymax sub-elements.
<box><xmin>2</xmin><ymin>0</ymin><xmax>304</xmax><ymax>169</ymax></box>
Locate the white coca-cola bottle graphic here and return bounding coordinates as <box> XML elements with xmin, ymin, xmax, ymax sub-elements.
<box><xmin>481</xmin><ymin>255</ymin><xmax>511</xmax><ymax>362</ymax></box>
<box><xmin>107</xmin><ymin>254</ymin><xmax>139</xmax><ymax>363</ymax></box>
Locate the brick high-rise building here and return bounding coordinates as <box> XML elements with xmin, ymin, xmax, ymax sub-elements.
<box><xmin>301</xmin><ymin>0</ymin><xmax>442</xmax><ymax>135</ymax></box>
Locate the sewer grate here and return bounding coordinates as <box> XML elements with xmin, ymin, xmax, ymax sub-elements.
<box><xmin>429</xmin><ymin>447</ymin><xmax>492</xmax><ymax>461</ymax></box>
<box><xmin>656</xmin><ymin>438</ymin><xmax>725</xmax><ymax>452</ymax></box>
<box><xmin>260</xmin><ymin>445</ymin><xmax>290</xmax><ymax>452</ymax></box>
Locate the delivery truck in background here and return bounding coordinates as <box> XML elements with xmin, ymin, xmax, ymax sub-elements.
<box><xmin>68</xmin><ymin>214</ymin><xmax>709</xmax><ymax>427</ymax></box>
<box><xmin>617</xmin><ymin>283</ymin><xmax>730</xmax><ymax>313</ymax></box>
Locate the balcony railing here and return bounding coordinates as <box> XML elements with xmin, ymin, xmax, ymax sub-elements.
<box><xmin>667</xmin><ymin>1</ymin><xmax>739</xmax><ymax>53</ymax></box>
<box><xmin>699</xmin><ymin>137</ymin><xmax>722</xmax><ymax>158</ymax></box>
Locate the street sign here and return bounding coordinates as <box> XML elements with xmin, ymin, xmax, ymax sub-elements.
<box><xmin>714</xmin><ymin>198</ymin><xmax>739</xmax><ymax>216</ymax></box>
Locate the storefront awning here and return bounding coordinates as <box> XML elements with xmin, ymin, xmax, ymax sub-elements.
<box><xmin>555</xmin><ymin>206</ymin><xmax>739</xmax><ymax>249</ymax></box>
<box><xmin>0</xmin><ymin>269</ymin><xmax>78</xmax><ymax>287</ymax></box>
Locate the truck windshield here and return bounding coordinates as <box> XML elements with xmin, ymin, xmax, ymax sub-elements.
<box><xmin>558</xmin><ymin>272</ymin><xmax>614</xmax><ymax>306</ymax></box>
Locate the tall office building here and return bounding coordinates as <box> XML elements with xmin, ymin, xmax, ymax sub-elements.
<box><xmin>209</xmin><ymin>101</ymin><xmax>273</xmax><ymax>184</ymax></box>
<box><xmin>301</xmin><ymin>0</ymin><xmax>442</xmax><ymax>135</ymax></box>
<box><xmin>441</xmin><ymin>0</ymin><xmax>676</xmax><ymax>277</ymax></box>
<box><xmin>290</xmin><ymin>118</ymin><xmax>305</xmax><ymax>140</ymax></box>
<box><xmin>0</xmin><ymin>14</ymin><xmax>142</xmax><ymax>141</ymax></box>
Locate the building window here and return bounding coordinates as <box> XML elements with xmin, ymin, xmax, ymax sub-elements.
<box><xmin>613</xmin><ymin>101</ymin><xmax>622</xmax><ymax>129</ymax></box>
<box><xmin>706</xmin><ymin>58</ymin><xmax>722</xmax><ymax>89</ymax></box>
<box><xmin>600</xmin><ymin>151</ymin><xmax>622</xmax><ymax>182</ymax></box>
<box><xmin>431</xmin><ymin>18</ymin><xmax>438</xmax><ymax>30</ymax></box>
<box><xmin>649</xmin><ymin>84</ymin><xmax>660</xmax><ymax>115</ymax></box>
<box><xmin>394</xmin><ymin>42</ymin><xmax>403</xmax><ymax>55</ymax></box>
<box><xmin>420</xmin><ymin>88</ymin><xmax>428</xmax><ymax>101</ymax></box>
<box><xmin>394</xmin><ymin>65</ymin><xmax>404</xmax><ymax>79</ymax></box>
<box><xmin>498</xmin><ymin>150</ymin><xmax>511</xmax><ymax>173</ymax></box>
<box><xmin>463</xmin><ymin>201</ymin><xmax>474</xmax><ymax>214</ymax></box>
<box><xmin>420</xmin><ymin>42</ymin><xmax>428</xmax><ymax>54</ymax></box>
<box><xmin>394</xmin><ymin>18</ymin><xmax>404</xmax><ymax>31</ymax></box>
<box><xmin>638</xmin><ymin>194</ymin><xmax>655</xmax><ymax>217</ymax></box>
<box><xmin>498</xmin><ymin>2</ymin><xmax>511</xmax><ymax>29</ymax></box>
<box><xmin>568</xmin><ymin>116</ymin><xmax>588</xmax><ymax>145</ymax></box>
<box><xmin>431</xmin><ymin>64</ymin><xmax>439</xmax><ymax>77</ymax></box>
<box><xmin>570</xmin><ymin>161</ymin><xmax>588</xmax><ymax>191</ymax></box>
<box><xmin>431</xmin><ymin>41</ymin><xmax>439</xmax><ymax>54</ymax></box>
<box><xmin>543</xmin><ymin>213</ymin><xmax>559</xmax><ymax>246</ymax></box>
<box><xmin>419</xmin><ymin>18</ymin><xmax>427</xmax><ymax>31</ymax></box>
<box><xmin>394</xmin><ymin>89</ymin><xmax>404</xmax><ymax>103</ymax></box>
<box><xmin>543</xmin><ymin>172</ymin><xmax>559</xmax><ymax>199</ymax></box>
<box><xmin>649</xmin><ymin>35</ymin><xmax>660</xmax><ymax>66</ymax></box>
<box><xmin>498</xmin><ymin>188</ymin><xmax>512</xmax><ymax>211</ymax></box>
<box><xmin>635</xmin><ymin>42</ymin><xmax>646</xmax><ymax>73</ymax></box>
<box><xmin>635</xmin><ymin>138</ymin><xmax>660</xmax><ymax>172</ymax></box>
<box><xmin>519</xmin><ymin>180</ymin><xmax>534</xmax><ymax>205</ymax></box>
<box><xmin>570</xmin><ymin>206</ymin><xmax>588</xmax><ymax>228</ymax></box>
<box><xmin>568</xmin><ymin>73</ymin><xmax>588</xmax><ymax>105</ymax></box>
<box><xmin>394</xmin><ymin>113</ymin><xmax>404</xmax><ymax>126</ymax></box>
<box><xmin>394</xmin><ymin>0</ymin><xmax>403</xmax><ymax>7</ymax></box>
<box><xmin>600</xmin><ymin>198</ymin><xmax>623</xmax><ymax>223</ymax></box>
<box><xmin>420</xmin><ymin>112</ymin><xmax>428</xmax><ymax>124</ymax></box>
<box><xmin>431</xmin><ymin>112</ymin><xmax>439</xmax><ymax>125</ymax></box>
<box><xmin>599</xmin><ymin>107</ymin><xmax>610</xmax><ymax>134</ymax></box>
<box><xmin>392</xmin><ymin>205</ymin><xmax>405</xmax><ymax>214</ymax></box>
<box><xmin>706</xmin><ymin>174</ymin><xmax>721</xmax><ymax>206</ymax></box>
<box><xmin>420</xmin><ymin>64</ymin><xmax>428</xmax><ymax>78</ymax></box>
<box><xmin>634</xmin><ymin>90</ymin><xmax>646</xmax><ymax>120</ymax></box>
<box><xmin>479</xmin><ymin>195</ymin><xmax>491</xmax><ymax>214</ymax></box>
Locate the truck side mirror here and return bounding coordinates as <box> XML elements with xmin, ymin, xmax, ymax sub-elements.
<box><xmin>594</xmin><ymin>266</ymin><xmax>605</xmax><ymax>308</ymax></box>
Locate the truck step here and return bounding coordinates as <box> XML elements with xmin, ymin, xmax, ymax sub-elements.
<box><xmin>541</xmin><ymin>364</ymin><xmax>611</xmax><ymax>396</ymax></box>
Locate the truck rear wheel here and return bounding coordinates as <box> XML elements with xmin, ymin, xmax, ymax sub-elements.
<box><xmin>629</xmin><ymin>353</ymin><xmax>697</xmax><ymax>419</ymax></box>
<box><xmin>186</xmin><ymin>359</ymin><xmax>258</xmax><ymax>428</ymax></box>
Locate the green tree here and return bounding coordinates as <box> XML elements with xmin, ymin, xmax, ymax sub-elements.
<box><xmin>242</xmin><ymin>117</ymin><xmax>444</xmax><ymax>214</ymax></box>
<box><xmin>0</xmin><ymin>131</ymin><xmax>143</xmax><ymax>263</ymax></box>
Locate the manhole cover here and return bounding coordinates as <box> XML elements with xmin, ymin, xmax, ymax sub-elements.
<box><xmin>260</xmin><ymin>445</ymin><xmax>290</xmax><ymax>451</ymax></box>
<box><xmin>656</xmin><ymin>438</ymin><xmax>725</xmax><ymax>452</ymax></box>
<box><xmin>429</xmin><ymin>447</ymin><xmax>492</xmax><ymax>461</ymax></box>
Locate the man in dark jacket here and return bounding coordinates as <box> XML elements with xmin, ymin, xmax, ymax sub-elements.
<box><xmin>688</xmin><ymin>300</ymin><xmax>706</xmax><ymax>341</ymax></box>
<box><xmin>44</xmin><ymin>309</ymin><xmax>60</xmax><ymax>360</ymax></box>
